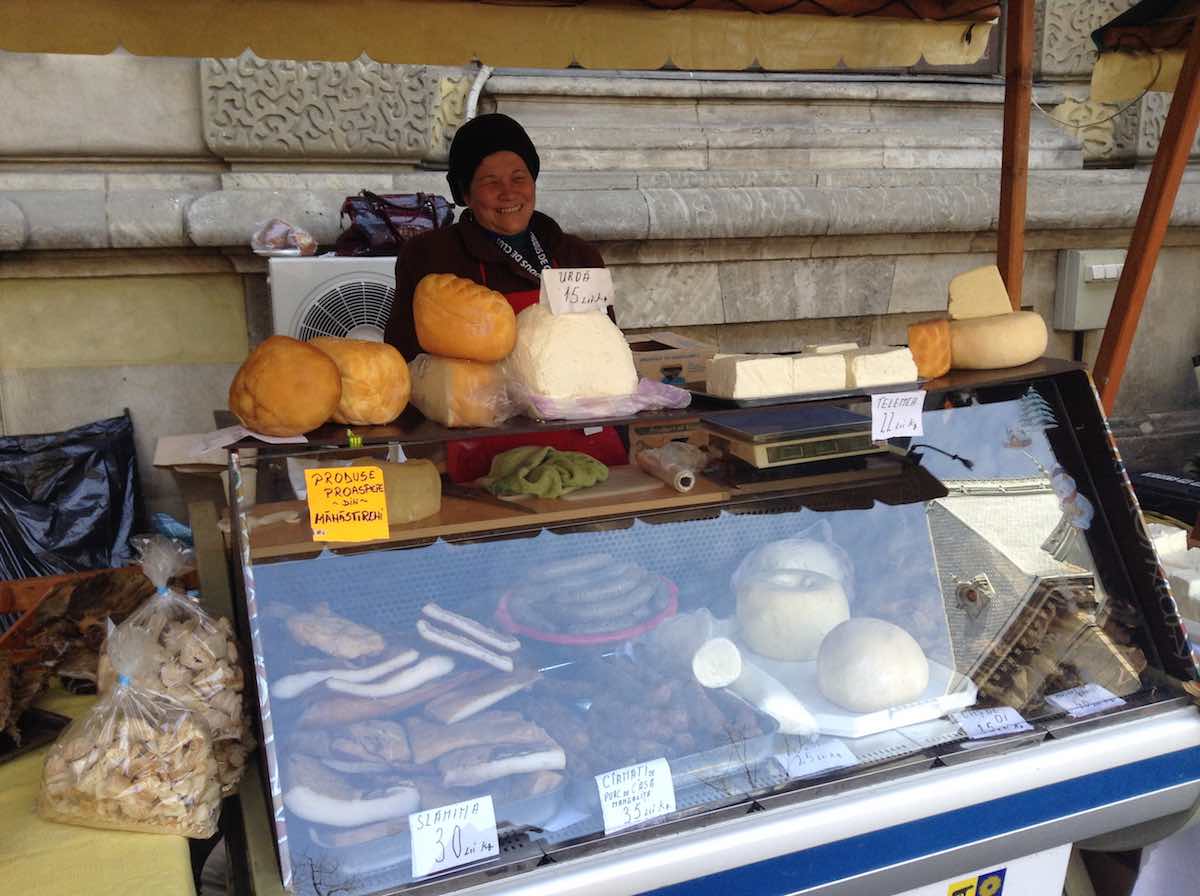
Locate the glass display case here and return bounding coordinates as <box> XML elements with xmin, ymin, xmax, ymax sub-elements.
<box><xmin>225</xmin><ymin>360</ymin><xmax>1200</xmax><ymax>896</ymax></box>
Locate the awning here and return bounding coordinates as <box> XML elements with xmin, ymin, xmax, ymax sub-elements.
<box><xmin>0</xmin><ymin>0</ymin><xmax>993</xmax><ymax>70</ymax></box>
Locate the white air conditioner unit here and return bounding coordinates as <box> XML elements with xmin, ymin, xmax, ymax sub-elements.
<box><xmin>267</xmin><ymin>257</ymin><xmax>398</xmax><ymax>341</ymax></box>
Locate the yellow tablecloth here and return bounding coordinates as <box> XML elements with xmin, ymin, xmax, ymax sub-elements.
<box><xmin>0</xmin><ymin>689</ymin><xmax>196</xmax><ymax>895</ymax></box>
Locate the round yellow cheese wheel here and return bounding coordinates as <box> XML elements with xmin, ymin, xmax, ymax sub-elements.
<box><xmin>949</xmin><ymin>311</ymin><xmax>1048</xmax><ymax>371</ymax></box>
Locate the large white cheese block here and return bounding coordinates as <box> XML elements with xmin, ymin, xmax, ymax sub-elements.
<box><xmin>791</xmin><ymin>353</ymin><xmax>847</xmax><ymax>393</ymax></box>
<box><xmin>948</xmin><ymin>265</ymin><xmax>1013</xmax><ymax>320</ymax></box>
<box><xmin>706</xmin><ymin>354</ymin><xmax>794</xmax><ymax>399</ymax></box>
<box><xmin>707</xmin><ymin>353</ymin><xmax>847</xmax><ymax>398</ymax></box>
<box><xmin>505</xmin><ymin>305</ymin><xmax>638</xmax><ymax>401</ymax></box>
<box><xmin>949</xmin><ymin>311</ymin><xmax>1047</xmax><ymax>370</ymax></box>
<box><xmin>846</xmin><ymin>347</ymin><xmax>918</xmax><ymax>388</ymax></box>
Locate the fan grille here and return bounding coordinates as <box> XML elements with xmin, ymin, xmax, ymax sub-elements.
<box><xmin>295</xmin><ymin>279</ymin><xmax>394</xmax><ymax>341</ymax></box>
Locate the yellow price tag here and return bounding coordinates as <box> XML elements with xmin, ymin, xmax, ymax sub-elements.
<box><xmin>304</xmin><ymin>466</ymin><xmax>389</xmax><ymax>542</ymax></box>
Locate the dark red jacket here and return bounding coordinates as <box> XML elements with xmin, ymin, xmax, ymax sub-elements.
<box><xmin>384</xmin><ymin>211</ymin><xmax>606</xmax><ymax>361</ymax></box>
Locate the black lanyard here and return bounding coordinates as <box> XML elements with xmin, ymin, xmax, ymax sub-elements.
<box><xmin>494</xmin><ymin>232</ymin><xmax>551</xmax><ymax>281</ymax></box>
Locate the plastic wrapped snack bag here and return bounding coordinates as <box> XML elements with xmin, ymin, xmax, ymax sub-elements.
<box><xmin>251</xmin><ymin>217</ymin><xmax>317</xmax><ymax>256</ymax></box>
<box><xmin>39</xmin><ymin>623</ymin><xmax>221</xmax><ymax>837</ymax></box>
<box><xmin>100</xmin><ymin>536</ymin><xmax>250</xmax><ymax>794</ymax></box>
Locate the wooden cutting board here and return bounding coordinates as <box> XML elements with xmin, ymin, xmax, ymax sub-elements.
<box><xmin>560</xmin><ymin>465</ymin><xmax>665</xmax><ymax>501</ymax></box>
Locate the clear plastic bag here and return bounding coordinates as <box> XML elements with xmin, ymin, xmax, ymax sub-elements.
<box><xmin>251</xmin><ymin>217</ymin><xmax>317</xmax><ymax>256</ymax></box>
<box><xmin>408</xmin><ymin>353</ymin><xmax>515</xmax><ymax>428</ymax></box>
<box><xmin>100</xmin><ymin>536</ymin><xmax>250</xmax><ymax>794</ymax></box>
<box><xmin>507</xmin><ymin>377</ymin><xmax>691</xmax><ymax>422</ymax></box>
<box><xmin>730</xmin><ymin>519</ymin><xmax>856</xmax><ymax>603</ymax></box>
<box><xmin>38</xmin><ymin>623</ymin><xmax>221</xmax><ymax>837</ymax></box>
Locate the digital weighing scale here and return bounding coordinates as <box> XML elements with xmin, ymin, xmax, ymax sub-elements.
<box><xmin>702</xmin><ymin>406</ymin><xmax>886</xmax><ymax>469</ymax></box>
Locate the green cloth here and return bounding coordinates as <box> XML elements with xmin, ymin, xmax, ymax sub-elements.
<box><xmin>480</xmin><ymin>445</ymin><xmax>609</xmax><ymax>498</ymax></box>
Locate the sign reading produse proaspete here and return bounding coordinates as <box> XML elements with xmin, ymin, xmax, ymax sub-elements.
<box><xmin>540</xmin><ymin>268</ymin><xmax>613</xmax><ymax>315</ymax></box>
<box><xmin>304</xmin><ymin>466</ymin><xmax>389</xmax><ymax>542</ymax></box>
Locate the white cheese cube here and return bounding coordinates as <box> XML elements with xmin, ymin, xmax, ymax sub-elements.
<box><xmin>706</xmin><ymin>354</ymin><xmax>795</xmax><ymax>399</ymax></box>
<box><xmin>804</xmin><ymin>342</ymin><xmax>859</xmax><ymax>355</ymax></box>
<box><xmin>847</xmin><ymin>347</ymin><xmax>918</xmax><ymax>389</ymax></box>
<box><xmin>791</xmin><ymin>353</ymin><xmax>847</xmax><ymax>394</ymax></box>
<box><xmin>948</xmin><ymin>265</ymin><xmax>1013</xmax><ymax>320</ymax></box>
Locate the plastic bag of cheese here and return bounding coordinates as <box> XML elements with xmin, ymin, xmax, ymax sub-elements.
<box><xmin>502</xmin><ymin>305</ymin><xmax>690</xmax><ymax>419</ymax></box>
<box><xmin>509</xmin><ymin>376</ymin><xmax>692</xmax><ymax>421</ymax></box>
<box><xmin>409</xmin><ymin>354</ymin><xmax>516</xmax><ymax>428</ymax></box>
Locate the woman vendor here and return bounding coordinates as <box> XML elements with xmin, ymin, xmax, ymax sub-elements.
<box><xmin>384</xmin><ymin>112</ymin><xmax>609</xmax><ymax>358</ymax></box>
<box><xmin>384</xmin><ymin>113</ymin><xmax>625</xmax><ymax>479</ymax></box>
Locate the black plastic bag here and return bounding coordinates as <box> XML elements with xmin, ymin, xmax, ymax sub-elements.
<box><xmin>0</xmin><ymin>412</ymin><xmax>142</xmax><ymax>579</ymax></box>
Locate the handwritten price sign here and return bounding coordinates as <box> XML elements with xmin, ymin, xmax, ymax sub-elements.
<box><xmin>1046</xmin><ymin>683</ymin><xmax>1125</xmax><ymax>718</ymax></box>
<box><xmin>410</xmin><ymin>796</ymin><xmax>499</xmax><ymax>879</ymax></box>
<box><xmin>871</xmin><ymin>390</ymin><xmax>925</xmax><ymax>440</ymax></box>
<box><xmin>304</xmin><ymin>466</ymin><xmax>389</xmax><ymax>542</ymax></box>
<box><xmin>540</xmin><ymin>268</ymin><xmax>614</xmax><ymax>315</ymax></box>
<box><xmin>952</xmin><ymin>707</ymin><xmax>1034</xmax><ymax>740</ymax></box>
<box><xmin>596</xmin><ymin>758</ymin><xmax>676</xmax><ymax>835</ymax></box>
<box><xmin>782</xmin><ymin>738</ymin><xmax>858</xmax><ymax>780</ymax></box>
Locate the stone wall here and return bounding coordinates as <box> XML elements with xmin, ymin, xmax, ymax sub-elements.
<box><xmin>3</xmin><ymin>9</ymin><xmax>1200</xmax><ymax>518</ymax></box>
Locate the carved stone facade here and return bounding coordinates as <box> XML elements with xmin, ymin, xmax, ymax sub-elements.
<box><xmin>1049</xmin><ymin>97</ymin><xmax>1117</xmax><ymax>160</ymax></box>
<box><xmin>1037</xmin><ymin>0</ymin><xmax>1136</xmax><ymax>80</ymax></box>
<box><xmin>1032</xmin><ymin>0</ymin><xmax>1200</xmax><ymax>164</ymax></box>
<box><xmin>201</xmin><ymin>52</ymin><xmax>472</xmax><ymax>163</ymax></box>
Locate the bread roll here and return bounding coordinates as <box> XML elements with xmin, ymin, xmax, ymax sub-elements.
<box><xmin>228</xmin><ymin>336</ymin><xmax>341</xmax><ymax>436</ymax></box>
<box><xmin>949</xmin><ymin>311</ymin><xmax>1048</xmax><ymax>370</ymax></box>
<box><xmin>817</xmin><ymin>618</ymin><xmax>929</xmax><ymax>713</ymax></box>
<box><xmin>414</xmin><ymin>274</ymin><xmax>516</xmax><ymax>363</ymax></box>
<box><xmin>409</xmin><ymin>354</ymin><xmax>512</xmax><ymax>428</ymax></box>
<box><xmin>907</xmin><ymin>318</ymin><xmax>951</xmax><ymax>380</ymax></box>
<box><xmin>310</xmin><ymin>337</ymin><xmax>411</xmax><ymax>425</ymax></box>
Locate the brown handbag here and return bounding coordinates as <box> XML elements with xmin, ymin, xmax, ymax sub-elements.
<box><xmin>334</xmin><ymin>191</ymin><xmax>455</xmax><ymax>256</ymax></box>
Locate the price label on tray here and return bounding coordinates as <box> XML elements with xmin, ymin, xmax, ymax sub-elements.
<box><xmin>952</xmin><ymin>707</ymin><xmax>1034</xmax><ymax>740</ymax></box>
<box><xmin>871</xmin><ymin>390</ymin><xmax>925</xmax><ymax>440</ymax></box>
<box><xmin>596</xmin><ymin>758</ymin><xmax>677</xmax><ymax>835</ymax></box>
<box><xmin>781</xmin><ymin>738</ymin><xmax>858</xmax><ymax>780</ymax></box>
<box><xmin>304</xmin><ymin>466</ymin><xmax>389</xmax><ymax>542</ymax></box>
<box><xmin>540</xmin><ymin>267</ymin><xmax>614</xmax><ymax>315</ymax></box>
<box><xmin>1045</xmin><ymin>683</ymin><xmax>1126</xmax><ymax>718</ymax></box>
<box><xmin>409</xmin><ymin>796</ymin><xmax>499</xmax><ymax>880</ymax></box>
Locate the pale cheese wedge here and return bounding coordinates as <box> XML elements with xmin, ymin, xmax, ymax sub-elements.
<box><xmin>948</xmin><ymin>264</ymin><xmax>1014</xmax><ymax>320</ymax></box>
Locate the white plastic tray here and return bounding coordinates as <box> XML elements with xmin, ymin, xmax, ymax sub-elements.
<box><xmin>746</xmin><ymin>649</ymin><xmax>976</xmax><ymax>739</ymax></box>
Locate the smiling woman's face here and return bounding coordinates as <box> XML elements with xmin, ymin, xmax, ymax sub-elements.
<box><xmin>465</xmin><ymin>150</ymin><xmax>536</xmax><ymax>236</ymax></box>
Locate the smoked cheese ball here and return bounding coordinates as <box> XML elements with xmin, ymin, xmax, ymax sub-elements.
<box><xmin>413</xmin><ymin>273</ymin><xmax>516</xmax><ymax>362</ymax></box>
<box><xmin>228</xmin><ymin>335</ymin><xmax>341</xmax><ymax>436</ymax></box>
<box><xmin>310</xmin><ymin>337</ymin><xmax>411</xmax><ymax>425</ymax></box>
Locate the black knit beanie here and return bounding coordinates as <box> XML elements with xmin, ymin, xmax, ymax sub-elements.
<box><xmin>446</xmin><ymin>113</ymin><xmax>540</xmax><ymax>206</ymax></box>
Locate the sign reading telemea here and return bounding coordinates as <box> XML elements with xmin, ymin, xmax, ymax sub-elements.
<box><xmin>540</xmin><ymin>268</ymin><xmax>614</xmax><ymax>315</ymax></box>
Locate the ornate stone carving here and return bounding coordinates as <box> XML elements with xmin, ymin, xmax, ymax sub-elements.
<box><xmin>1109</xmin><ymin>100</ymin><xmax>1143</xmax><ymax>161</ymax></box>
<box><xmin>1049</xmin><ymin>97</ymin><xmax>1117</xmax><ymax>161</ymax></box>
<box><xmin>428</xmin><ymin>71</ymin><xmax>473</xmax><ymax>163</ymax></box>
<box><xmin>1039</xmin><ymin>0</ymin><xmax>1137</xmax><ymax>79</ymax></box>
<box><xmin>201</xmin><ymin>52</ymin><xmax>472</xmax><ymax>162</ymax></box>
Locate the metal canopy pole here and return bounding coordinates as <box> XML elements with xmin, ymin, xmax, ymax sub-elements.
<box><xmin>1094</xmin><ymin>21</ymin><xmax>1200</xmax><ymax>413</ymax></box>
<box><xmin>997</xmin><ymin>0</ymin><xmax>1034</xmax><ymax>310</ymax></box>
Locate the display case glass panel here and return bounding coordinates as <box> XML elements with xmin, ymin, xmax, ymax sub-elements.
<box><xmin>229</xmin><ymin>366</ymin><xmax>1188</xmax><ymax>896</ymax></box>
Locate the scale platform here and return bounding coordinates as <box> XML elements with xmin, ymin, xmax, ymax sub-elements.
<box><xmin>702</xmin><ymin>406</ymin><xmax>884</xmax><ymax>470</ymax></box>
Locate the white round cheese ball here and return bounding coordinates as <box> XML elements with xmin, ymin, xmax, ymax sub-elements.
<box><xmin>733</xmin><ymin>537</ymin><xmax>847</xmax><ymax>592</ymax></box>
<box><xmin>817</xmin><ymin>618</ymin><xmax>929</xmax><ymax>713</ymax></box>
<box><xmin>736</xmin><ymin>570</ymin><xmax>850</xmax><ymax>662</ymax></box>
<box><xmin>504</xmin><ymin>305</ymin><xmax>638</xmax><ymax>401</ymax></box>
